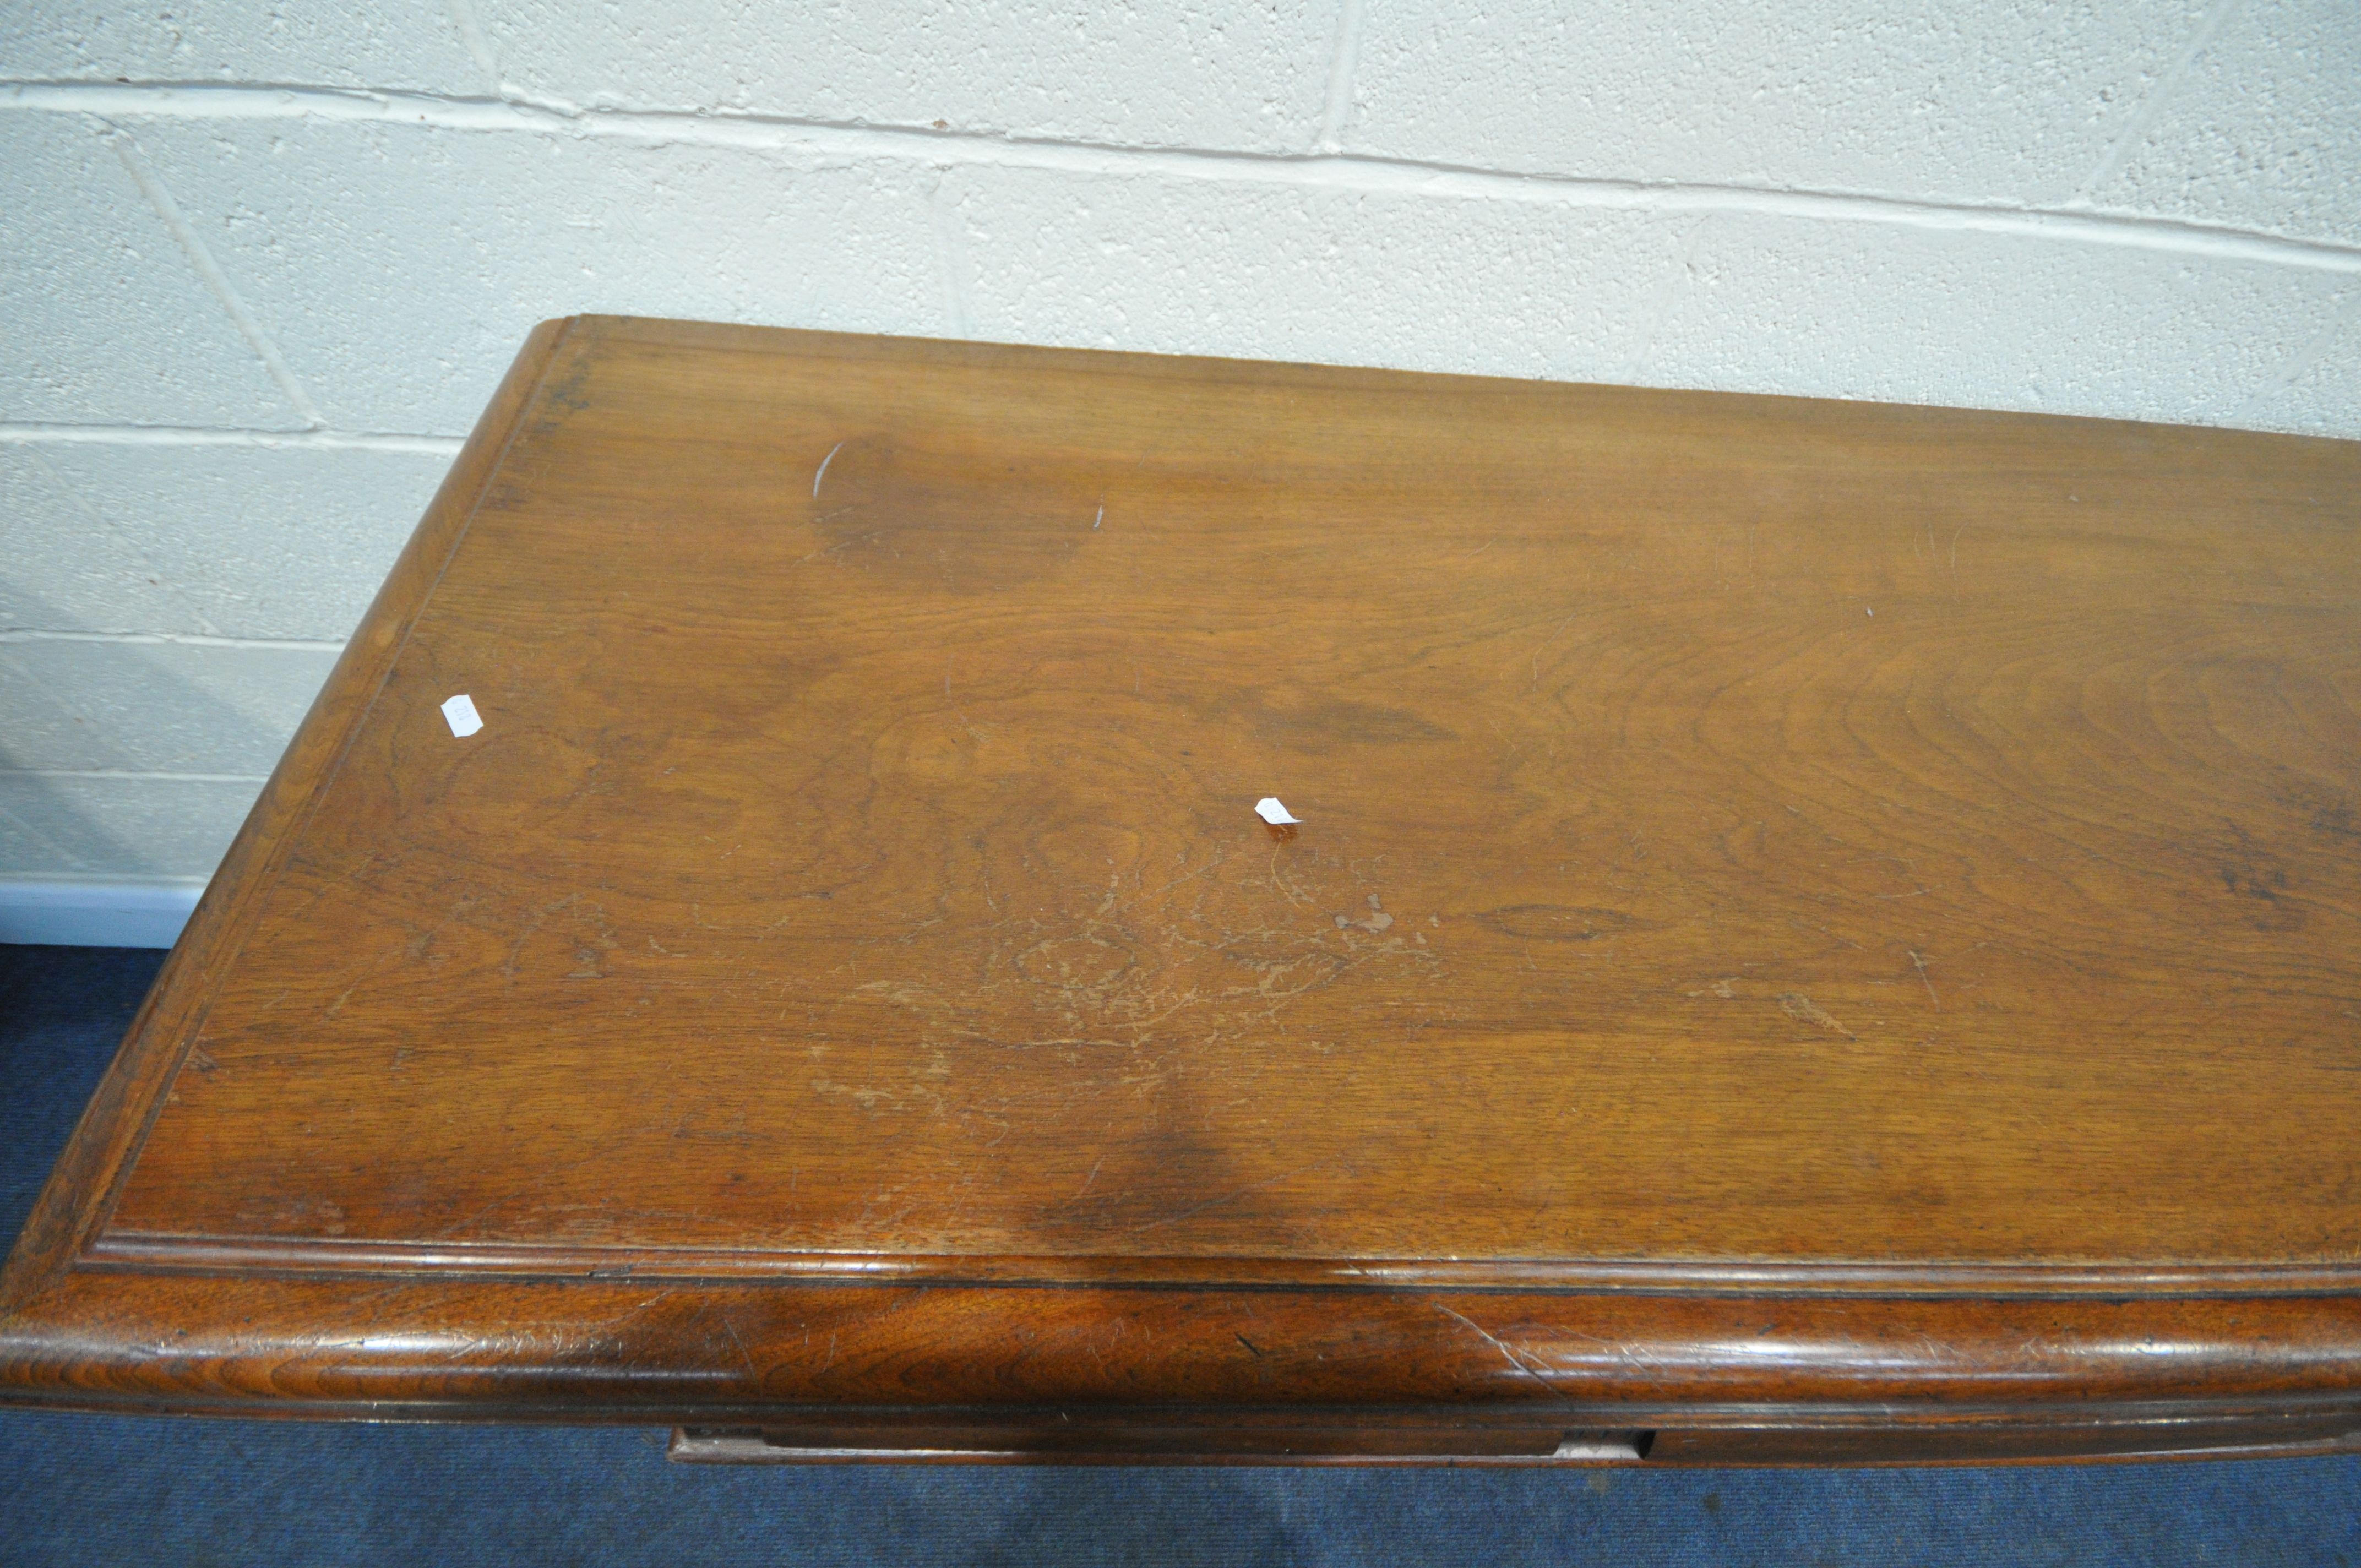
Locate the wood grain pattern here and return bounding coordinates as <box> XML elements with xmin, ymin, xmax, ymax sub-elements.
<box><xmin>5</xmin><ymin>316</ymin><xmax>2360</xmax><ymax>1461</ymax></box>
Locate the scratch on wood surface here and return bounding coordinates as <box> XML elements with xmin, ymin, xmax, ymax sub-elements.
<box><xmin>792</xmin><ymin>530</ymin><xmax>876</xmax><ymax>567</ymax></box>
<box><xmin>812</xmin><ymin>440</ymin><xmax>842</xmax><ymax>499</ymax></box>
<box><xmin>1530</xmin><ymin>616</ymin><xmax>1576</xmax><ymax>688</ymax></box>
<box><xmin>720</xmin><ymin>1314</ymin><xmax>758</xmax><ymax>1380</ymax></box>
<box><xmin>1910</xmin><ymin>949</ymin><xmax>1939</xmax><ymax>1009</ymax></box>
<box><xmin>1778</xmin><ymin>992</ymin><xmax>1856</xmax><ymax>1039</ymax></box>
<box><xmin>1431</xmin><ymin>1301</ymin><xmax>1565</xmax><ymax>1400</ymax></box>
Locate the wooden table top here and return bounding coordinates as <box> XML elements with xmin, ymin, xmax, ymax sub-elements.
<box><xmin>7</xmin><ymin>317</ymin><xmax>2360</xmax><ymax>1456</ymax></box>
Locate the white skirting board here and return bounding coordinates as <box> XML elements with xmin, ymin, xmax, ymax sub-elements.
<box><xmin>0</xmin><ymin>880</ymin><xmax>206</xmax><ymax>949</ymax></box>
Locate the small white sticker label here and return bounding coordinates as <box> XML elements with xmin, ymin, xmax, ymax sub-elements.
<box><xmin>1253</xmin><ymin>797</ymin><xmax>1301</xmax><ymax>825</ymax></box>
<box><xmin>441</xmin><ymin>693</ymin><xmax>483</xmax><ymax>737</ymax></box>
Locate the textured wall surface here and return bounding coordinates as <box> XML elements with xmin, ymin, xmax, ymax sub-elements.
<box><xmin>3</xmin><ymin>0</ymin><xmax>2358</xmax><ymax>886</ymax></box>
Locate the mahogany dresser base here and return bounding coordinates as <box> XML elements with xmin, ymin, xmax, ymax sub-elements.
<box><xmin>6</xmin><ymin>317</ymin><xmax>2360</xmax><ymax>1466</ymax></box>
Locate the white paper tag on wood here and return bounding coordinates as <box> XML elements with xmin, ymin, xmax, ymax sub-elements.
<box><xmin>442</xmin><ymin>694</ymin><xmax>483</xmax><ymax>737</ymax></box>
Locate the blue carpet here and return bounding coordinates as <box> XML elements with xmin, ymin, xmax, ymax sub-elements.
<box><xmin>2</xmin><ymin>943</ymin><xmax>2355</xmax><ymax>1566</ymax></box>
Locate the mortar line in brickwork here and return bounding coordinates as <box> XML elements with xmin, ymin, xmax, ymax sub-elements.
<box><xmin>8</xmin><ymin>80</ymin><xmax>2359</xmax><ymax>277</ymax></box>
<box><xmin>0</xmin><ymin>631</ymin><xmax>348</xmax><ymax>652</ymax></box>
<box><xmin>2074</xmin><ymin>0</ymin><xmax>2245</xmax><ymax>205</ymax></box>
<box><xmin>2228</xmin><ymin>290</ymin><xmax>2359</xmax><ymax>426</ymax></box>
<box><xmin>442</xmin><ymin>0</ymin><xmax>507</xmax><ymax>98</ymax></box>
<box><xmin>0</xmin><ymin>769</ymin><xmax>275</xmax><ymax>784</ymax></box>
<box><xmin>1313</xmin><ymin>0</ymin><xmax>1367</xmax><ymax>154</ymax></box>
<box><xmin>93</xmin><ymin>119</ymin><xmax>328</xmax><ymax>427</ymax></box>
<box><xmin>0</xmin><ymin>422</ymin><xmax>465</xmax><ymax>454</ymax></box>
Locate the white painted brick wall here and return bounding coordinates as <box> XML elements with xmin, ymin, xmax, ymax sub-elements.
<box><xmin>938</xmin><ymin>165</ymin><xmax>1683</xmax><ymax>380</ymax></box>
<box><xmin>1</xmin><ymin>114</ymin><xmax>297</xmax><ymax>426</ymax></box>
<box><xmin>6</xmin><ymin>440</ymin><xmax>455</xmax><ymax>638</ymax></box>
<box><xmin>0</xmin><ymin>0</ymin><xmax>481</xmax><ymax>90</ymax></box>
<box><xmin>1348</xmin><ymin>0</ymin><xmax>2216</xmax><ymax>205</ymax></box>
<box><xmin>2</xmin><ymin>0</ymin><xmax>2357</xmax><ymax>893</ymax></box>
<box><xmin>0</xmin><ymin>636</ymin><xmax>339</xmax><ymax>773</ymax></box>
<box><xmin>127</xmin><ymin>116</ymin><xmax>945</xmax><ymax>434</ymax></box>
<box><xmin>478</xmin><ymin>0</ymin><xmax>1337</xmax><ymax>151</ymax></box>
<box><xmin>2100</xmin><ymin>0</ymin><xmax>2361</xmax><ymax>246</ymax></box>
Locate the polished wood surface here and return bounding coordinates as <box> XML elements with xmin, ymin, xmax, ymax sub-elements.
<box><xmin>6</xmin><ymin>317</ymin><xmax>2360</xmax><ymax>1462</ymax></box>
